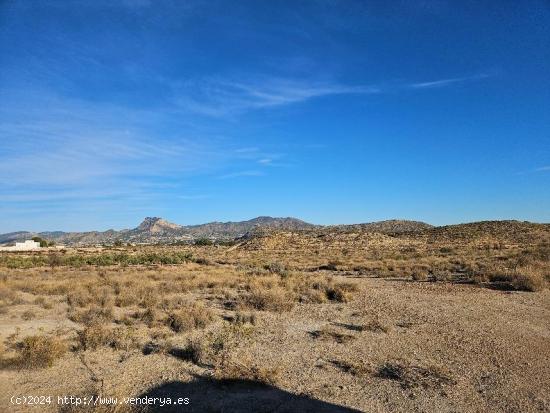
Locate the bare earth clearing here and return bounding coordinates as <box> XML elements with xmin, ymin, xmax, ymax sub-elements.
<box><xmin>0</xmin><ymin>222</ymin><xmax>549</xmax><ymax>412</ymax></box>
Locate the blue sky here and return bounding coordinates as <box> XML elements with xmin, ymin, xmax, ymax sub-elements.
<box><xmin>0</xmin><ymin>0</ymin><xmax>549</xmax><ymax>232</ymax></box>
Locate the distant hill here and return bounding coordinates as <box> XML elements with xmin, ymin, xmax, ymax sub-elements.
<box><xmin>0</xmin><ymin>216</ymin><xmax>316</xmax><ymax>246</ymax></box>
<box><xmin>236</xmin><ymin>220</ymin><xmax>550</xmax><ymax>253</ymax></box>
<box><xmin>333</xmin><ymin>219</ymin><xmax>434</xmax><ymax>234</ymax></box>
<box><xmin>426</xmin><ymin>220</ymin><xmax>550</xmax><ymax>244</ymax></box>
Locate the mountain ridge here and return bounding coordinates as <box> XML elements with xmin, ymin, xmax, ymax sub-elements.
<box><xmin>1</xmin><ymin>217</ymin><xmax>547</xmax><ymax>247</ymax></box>
<box><xmin>0</xmin><ymin>216</ymin><xmax>316</xmax><ymax>246</ymax></box>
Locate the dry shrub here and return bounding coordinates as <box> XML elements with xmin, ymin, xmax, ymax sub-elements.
<box><xmin>139</xmin><ymin>286</ymin><xmax>160</xmax><ymax>308</ymax></box>
<box><xmin>488</xmin><ymin>265</ymin><xmax>546</xmax><ymax>292</ymax></box>
<box><xmin>325</xmin><ymin>282</ymin><xmax>357</xmax><ymax>303</ymax></box>
<box><xmin>97</xmin><ymin>287</ymin><xmax>114</xmax><ymax>308</ymax></box>
<box><xmin>289</xmin><ymin>276</ymin><xmax>329</xmax><ymax>303</ymax></box>
<box><xmin>364</xmin><ymin>319</ymin><xmax>389</xmax><ymax>333</ymax></box>
<box><xmin>330</xmin><ymin>359</ymin><xmax>371</xmax><ymax>377</ymax></box>
<box><xmin>69</xmin><ymin>305</ymin><xmax>113</xmax><ymax>326</ymax></box>
<box><xmin>34</xmin><ymin>296</ymin><xmax>53</xmax><ymax>309</ymax></box>
<box><xmin>149</xmin><ymin>327</ymin><xmax>173</xmax><ymax>341</ymax></box>
<box><xmin>19</xmin><ymin>281</ymin><xmax>69</xmax><ymax>296</ymax></box>
<box><xmin>137</xmin><ymin>307</ymin><xmax>158</xmax><ymax>327</ymax></box>
<box><xmin>231</xmin><ymin>311</ymin><xmax>257</xmax><ymax>325</ymax></box>
<box><xmin>194</xmin><ymin>257</ymin><xmax>212</xmax><ymax>266</ymax></box>
<box><xmin>109</xmin><ymin>327</ymin><xmax>139</xmax><ymax>351</ymax></box>
<box><xmin>319</xmin><ymin>260</ymin><xmax>341</xmax><ymax>271</ymax></box>
<box><xmin>160</xmin><ymin>295</ymin><xmax>188</xmax><ymax>311</ymax></box>
<box><xmin>0</xmin><ymin>285</ymin><xmax>17</xmax><ymax>304</ymax></box>
<box><xmin>115</xmin><ymin>290</ymin><xmax>135</xmax><ymax>307</ymax></box>
<box><xmin>67</xmin><ymin>287</ymin><xmax>94</xmax><ymax>308</ymax></box>
<box><xmin>214</xmin><ymin>359</ymin><xmax>280</xmax><ymax>385</ymax></box>
<box><xmin>377</xmin><ymin>361</ymin><xmax>455</xmax><ymax>390</ymax></box>
<box><xmin>411</xmin><ymin>271</ymin><xmax>429</xmax><ymax>281</ymax></box>
<box><xmin>511</xmin><ymin>266</ymin><xmax>545</xmax><ymax>292</ymax></box>
<box><xmin>299</xmin><ymin>288</ymin><xmax>327</xmax><ymax>304</ymax></box>
<box><xmin>166</xmin><ymin>303</ymin><xmax>214</xmax><ymax>333</ymax></box>
<box><xmin>78</xmin><ymin>325</ymin><xmax>113</xmax><ymax>350</ymax></box>
<box><xmin>178</xmin><ymin>323</ymin><xmax>256</xmax><ymax>367</ymax></box>
<box><xmin>431</xmin><ymin>271</ymin><xmax>453</xmax><ymax>282</ymax></box>
<box><xmin>77</xmin><ymin>325</ymin><xmax>138</xmax><ymax>351</ymax></box>
<box><xmin>21</xmin><ymin>310</ymin><xmax>36</xmax><ymax>320</ymax></box>
<box><xmin>264</xmin><ymin>261</ymin><xmax>288</xmax><ymax>276</ymax></box>
<box><xmin>241</xmin><ymin>287</ymin><xmax>294</xmax><ymax>312</ymax></box>
<box><xmin>169</xmin><ymin>339</ymin><xmax>205</xmax><ymax>364</ymax></box>
<box><xmin>15</xmin><ymin>335</ymin><xmax>67</xmax><ymax>368</ymax></box>
<box><xmin>291</xmin><ymin>276</ymin><xmax>357</xmax><ymax>303</ymax></box>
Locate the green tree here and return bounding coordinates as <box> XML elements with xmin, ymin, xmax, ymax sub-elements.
<box><xmin>31</xmin><ymin>236</ymin><xmax>49</xmax><ymax>247</ymax></box>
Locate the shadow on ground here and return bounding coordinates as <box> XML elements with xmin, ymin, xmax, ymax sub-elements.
<box><xmin>136</xmin><ymin>376</ymin><xmax>361</xmax><ymax>412</ymax></box>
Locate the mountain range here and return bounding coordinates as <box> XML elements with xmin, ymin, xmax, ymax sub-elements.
<box><xmin>1</xmin><ymin>216</ymin><xmax>546</xmax><ymax>247</ymax></box>
<box><xmin>0</xmin><ymin>216</ymin><xmax>317</xmax><ymax>246</ymax></box>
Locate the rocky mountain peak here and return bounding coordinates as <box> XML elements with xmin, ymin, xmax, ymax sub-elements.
<box><xmin>137</xmin><ymin>217</ymin><xmax>182</xmax><ymax>233</ymax></box>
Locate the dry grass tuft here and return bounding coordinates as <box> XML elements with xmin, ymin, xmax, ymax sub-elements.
<box><xmin>166</xmin><ymin>303</ymin><xmax>214</xmax><ymax>333</ymax></box>
<box><xmin>330</xmin><ymin>359</ymin><xmax>372</xmax><ymax>377</ymax></box>
<box><xmin>34</xmin><ymin>296</ymin><xmax>53</xmax><ymax>309</ymax></box>
<box><xmin>488</xmin><ymin>265</ymin><xmax>547</xmax><ymax>291</ymax></box>
<box><xmin>67</xmin><ymin>288</ymin><xmax>94</xmax><ymax>308</ymax></box>
<box><xmin>77</xmin><ymin>325</ymin><xmax>113</xmax><ymax>350</ymax></box>
<box><xmin>309</xmin><ymin>326</ymin><xmax>355</xmax><ymax>344</ymax></box>
<box><xmin>325</xmin><ymin>282</ymin><xmax>357</xmax><ymax>303</ymax></box>
<box><xmin>231</xmin><ymin>311</ymin><xmax>257</xmax><ymax>325</ymax></box>
<box><xmin>510</xmin><ymin>266</ymin><xmax>546</xmax><ymax>291</ymax></box>
<box><xmin>77</xmin><ymin>325</ymin><xmax>139</xmax><ymax>351</ymax></box>
<box><xmin>411</xmin><ymin>271</ymin><xmax>429</xmax><ymax>281</ymax></box>
<box><xmin>363</xmin><ymin>319</ymin><xmax>390</xmax><ymax>333</ymax></box>
<box><xmin>21</xmin><ymin>310</ymin><xmax>36</xmax><ymax>320</ymax></box>
<box><xmin>214</xmin><ymin>359</ymin><xmax>280</xmax><ymax>385</ymax></box>
<box><xmin>69</xmin><ymin>305</ymin><xmax>114</xmax><ymax>326</ymax></box>
<box><xmin>241</xmin><ymin>287</ymin><xmax>294</xmax><ymax>312</ymax></box>
<box><xmin>135</xmin><ymin>307</ymin><xmax>158</xmax><ymax>327</ymax></box>
<box><xmin>169</xmin><ymin>339</ymin><xmax>206</xmax><ymax>365</ymax></box>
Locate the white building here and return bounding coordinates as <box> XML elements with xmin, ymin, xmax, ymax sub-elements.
<box><xmin>0</xmin><ymin>240</ymin><xmax>41</xmax><ymax>251</ymax></box>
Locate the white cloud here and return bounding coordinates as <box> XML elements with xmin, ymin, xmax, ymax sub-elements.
<box><xmin>409</xmin><ymin>74</ymin><xmax>490</xmax><ymax>89</ymax></box>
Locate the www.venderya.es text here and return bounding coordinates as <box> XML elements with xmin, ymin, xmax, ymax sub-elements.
<box><xmin>10</xmin><ymin>395</ymin><xmax>190</xmax><ymax>407</ymax></box>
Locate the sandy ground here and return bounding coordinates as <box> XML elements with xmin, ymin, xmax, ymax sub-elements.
<box><xmin>1</xmin><ymin>274</ymin><xmax>549</xmax><ymax>413</ymax></box>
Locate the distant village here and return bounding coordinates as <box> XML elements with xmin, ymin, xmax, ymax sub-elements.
<box><xmin>0</xmin><ymin>237</ymin><xmax>63</xmax><ymax>251</ymax></box>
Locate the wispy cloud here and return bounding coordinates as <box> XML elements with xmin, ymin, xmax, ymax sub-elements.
<box><xmin>234</xmin><ymin>147</ymin><xmax>260</xmax><ymax>153</ymax></box>
<box><xmin>535</xmin><ymin>166</ymin><xmax>550</xmax><ymax>172</ymax></box>
<box><xmin>0</xmin><ymin>89</ymin><xmax>238</xmax><ymax>216</ymax></box>
<box><xmin>172</xmin><ymin>77</ymin><xmax>380</xmax><ymax>117</ymax></box>
<box><xmin>409</xmin><ymin>73</ymin><xmax>490</xmax><ymax>89</ymax></box>
<box><xmin>176</xmin><ymin>194</ymin><xmax>211</xmax><ymax>200</ymax></box>
<box><xmin>169</xmin><ymin>73</ymin><xmax>491</xmax><ymax>118</ymax></box>
<box><xmin>217</xmin><ymin>170</ymin><xmax>264</xmax><ymax>179</ymax></box>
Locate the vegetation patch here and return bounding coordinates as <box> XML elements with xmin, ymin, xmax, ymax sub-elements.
<box><xmin>166</xmin><ymin>303</ymin><xmax>214</xmax><ymax>332</ymax></box>
<box><xmin>377</xmin><ymin>361</ymin><xmax>456</xmax><ymax>390</ymax></box>
<box><xmin>3</xmin><ymin>335</ymin><xmax>67</xmax><ymax>369</ymax></box>
<box><xmin>309</xmin><ymin>327</ymin><xmax>355</xmax><ymax>344</ymax></box>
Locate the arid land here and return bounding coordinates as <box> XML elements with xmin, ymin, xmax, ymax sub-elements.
<box><xmin>0</xmin><ymin>220</ymin><xmax>549</xmax><ymax>412</ymax></box>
